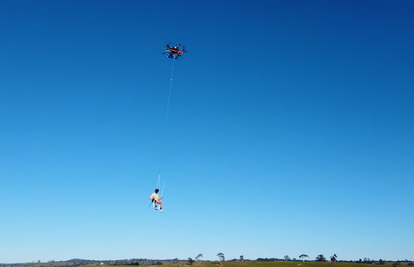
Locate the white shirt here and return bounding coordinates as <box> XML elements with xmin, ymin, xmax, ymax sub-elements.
<box><xmin>149</xmin><ymin>192</ymin><xmax>159</xmax><ymax>201</ymax></box>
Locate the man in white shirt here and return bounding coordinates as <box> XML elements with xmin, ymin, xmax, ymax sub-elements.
<box><xmin>149</xmin><ymin>189</ymin><xmax>163</xmax><ymax>212</ymax></box>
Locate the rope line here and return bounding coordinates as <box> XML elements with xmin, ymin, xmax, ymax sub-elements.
<box><xmin>156</xmin><ymin>59</ymin><xmax>175</xmax><ymax>192</ymax></box>
<box><xmin>160</xmin><ymin>181</ymin><xmax>165</xmax><ymax>198</ymax></box>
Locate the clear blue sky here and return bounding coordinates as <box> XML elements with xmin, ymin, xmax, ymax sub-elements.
<box><xmin>1</xmin><ymin>0</ymin><xmax>413</xmax><ymax>263</ymax></box>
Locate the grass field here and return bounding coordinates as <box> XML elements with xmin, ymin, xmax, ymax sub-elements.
<box><xmin>82</xmin><ymin>261</ymin><xmax>409</xmax><ymax>267</ymax></box>
<box><xmin>3</xmin><ymin>260</ymin><xmax>410</xmax><ymax>267</ymax></box>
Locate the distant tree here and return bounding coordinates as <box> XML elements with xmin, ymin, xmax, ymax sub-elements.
<box><xmin>379</xmin><ymin>259</ymin><xmax>385</xmax><ymax>265</ymax></box>
<box><xmin>195</xmin><ymin>254</ymin><xmax>203</xmax><ymax>264</ymax></box>
<box><xmin>188</xmin><ymin>258</ymin><xmax>194</xmax><ymax>266</ymax></box>
<box><xmin>299</xmin><ymin>255</ymin><xmax>309</xmax><ymax>262</ymax></box>
<box><xmin>284</xmin><ymin>256</ymin><xmax>291</xmax><ymax>261</ymax></box>
<box><xmin>394</xmin><ymin>261</ymin><xmax>401</xmax><ymax>266</ymax></box>
<box><xmin>172</xmin><ymin>259</ymin><xmax>179</xmax><ymax>265</ymax></box>
<box><xmin>331</xmin><ymin>255</ymin><xmax>338</xmax><ymax>263</ymax></box>
<box><xmin>365</xmin><ymin>258</ymin><xmax>373</xmax><ymax>264</ymax></box>
<box><xmin>240</xmin><ymin>256</ymin><xmax>244</xmax><ymax>264</ymax></box>
<box><xmin>217</xmin><ymin>253</ymin><xmax>225</xmax><ymax>265</ymax></box>
<box><xmin>316</xmin><ymin>255</ymin><xmax>327</xmax><ymax>262</ymax></box>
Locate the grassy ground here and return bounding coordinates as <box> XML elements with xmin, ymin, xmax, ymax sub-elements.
<box><xmin>190</xmin><ymin>262</ymin><xmax>362</xmax><ymax>267</ymax></box>
<box><xmin>87</xmin><ymin>261</ymin><xmax>407</xmax><ymax>267</ymax></box>
<box><xmin>8</xmin><ymin>261</ymin><xmax>408</xmax><ymax>267</ymax></box>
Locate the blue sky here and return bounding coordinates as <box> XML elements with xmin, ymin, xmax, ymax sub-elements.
<box><xmin>1</xmin><ymin>0</ymin><xmax>413</xmax><ymax>263</ymax></box>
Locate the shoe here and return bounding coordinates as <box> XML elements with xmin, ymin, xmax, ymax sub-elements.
<box><xmin>155</xmin><ymin>207</ymin><xmax>158</xmax><ymax>210</ymax></box>
<box><xmin>160</xmin><ymin>209</ymin><xmax>163</xmax><ymax>213</ymax></box>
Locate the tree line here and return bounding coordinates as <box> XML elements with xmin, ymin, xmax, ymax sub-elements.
<box><xmin>2</xmin><ymin>255</ymin><xmax>413</xmax><ymax>267</ymax></box>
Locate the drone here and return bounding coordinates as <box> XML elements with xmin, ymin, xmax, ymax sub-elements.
<box><xmin>163</xmin><ymin>43</ymin><xmax>187</xmax><ymax>60</ymax></box>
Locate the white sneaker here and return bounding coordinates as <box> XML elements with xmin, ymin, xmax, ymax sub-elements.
<box><xmin>160</xmin><ymin>209</ymin><xmax>163</xmax><ymax>213</ymax></box>
<box><xmin>155</xmin><ymin>206</ymin><xmax>158</xmax><ymax>210</ymax></box>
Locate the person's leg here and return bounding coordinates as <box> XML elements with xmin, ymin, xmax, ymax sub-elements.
<box><xmin>156</xmin><ymin>200</ymin><xmax>163</xmax><ymax>208</ymax></box>
<box><xmin>153</xmin><ymin>199</ymin><xmax>158</xmax><ymax>209</ymax></box>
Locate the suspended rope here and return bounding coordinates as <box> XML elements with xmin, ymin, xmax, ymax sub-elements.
<box><xmin>160</xmin><ymin>181</ymin><xmax>165</xmax><ymax>198</ymax></box>
<box><xmin>156</xmin><ymin>59</ymin><xmax>175</xmax><ymax>192</ymax></box>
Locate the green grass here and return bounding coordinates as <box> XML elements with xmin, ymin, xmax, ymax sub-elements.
<box><xmin>196</xmin><ymin>262</ymin><xmax>362</xmax><ymax>267</ymax></box>
<box><xmin>85</xmin><ymin>262</ymin><xmax>408</xmax><ymax>267</ymax></box>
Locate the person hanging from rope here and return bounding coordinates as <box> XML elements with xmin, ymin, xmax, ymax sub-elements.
<box><xmin>149</xmin><ymin>189</ymin><xmax>163</xmax><ymax>212</ymax></box>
